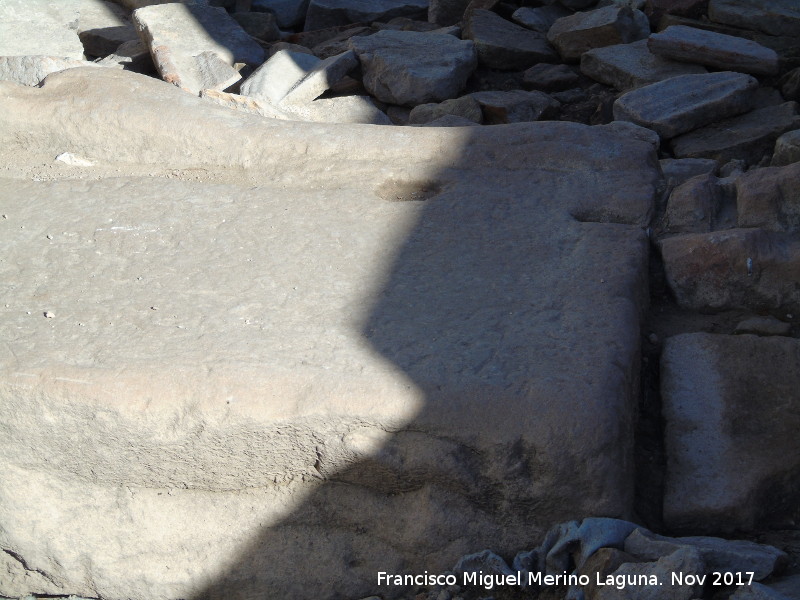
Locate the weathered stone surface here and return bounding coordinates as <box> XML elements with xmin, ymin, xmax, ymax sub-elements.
<box><xmin>523</xmin><ymin>63</ymin><xmax>580</xmax><ymax>92</ymax></box>
<box><xmin>253</xmin><ymin>0</ymin><xmax>311</xmax><ymax>28</ymax></box>
<box><xmin>708</xmin><ymin>0</ymin><xmax>800</xmax><ymax>38</ymax></box>
<box><xmin>231</xmin><ymin>11</ymin><xmax>281</xmax><ymax>41</ymax></box>
<box><xmin>547</xmin><ymin>5</ymin><xmax>651</xmax><ymax>62</ymax></box>
<box><xmin>312</xmin><ymin>26</ymin><xmax>375</xmax><ymax>58</ymax></box>
<box><xmin>772</xmin><ymin>129</ymin><xmax>800</xmax><ymax>166</ymax></box>
<box><xmin>581</xmin><ymin>39</ymin><xmax>706</xmax><ymax>91</ymax></box>
<box><xmin>304</xmin><ymin>0</ymin><xmax>428</xmax><ymax>31</ymax></box>
<box><xmin>671</xmin><ymin>102</ymin><xmax>800</xmax><ymax>165</ymax></box>
<box><xmin>661</xmin><ymin>333</ymin><xmax>800</xmax><ymax>532</ymax></box>
<box><xmin>470</xmin><ymin>89</ymin><xmax>561</xmax><ymax>124</ymax></box>
<box><xmin>408</xmin><ymin>96</ymin><xmax>483</xmax><ymax>124</ymax></box>
<box><xmin>781</xmin><ymin>67</ymin><xmax>800</xmax><ymax>102</ymax></box>
<box><xmin>596</xmin><ymin>547</ymin><xmax>704</xmax><ymax>600</ymax></box>
<box><xmin>648</xmin><ymin>25</ymin><xmax>779</xmax><ymax>76</ymax></box>
<box><xmin>0</xmin><ymin>56</ymin><xmax>102</xmax><ymax>87</ymax></box>
<box><xmin>428</xmin><ymin>0</ymin><xmax>471</xmax><ymax>26</ymax></box>
<box><xmin>736</xmin><ymin>162</ymin><xmax>800</xmax><ymax>232</ymax></box>
<box><xmin>240</xmin><ymin>49</ymin><xmax>321</xmax><ymax>103</ymax></box>
<box><xmin>512</xmin><ymin>4</ymin><xmax>570</xmax><ymax>35</ymax></box>
<box><xmin>350</xmin><ymin>30</ymin><xmax>477</xmax><ymax>106</ymax></box>
<box><xmin>624</xmin><ymin>528</ymin><xmax>786</xmax><ymax>580</ymax></box>
<box><xmin>730</xmin><ymin>583</ymin><xmax>797</xmax><ymax>600</ymax></box>
<box><xmin>613</xmin><ymin>71</ymin><xmax>758</xmax><ymax>139</ymax></box>
<box><xmin>663</xmin><ymin>173</ymin><xmax>722</xmax><ymax>233</ymax></box>
<box><xmin>0</xmin><ymin>67</ymin><xmax>659</xmax><ymax>600</ymax></box>
<box><xmin>419</xmin><ymin>114</ymin><xmax>479</xmax><ymax>127</ymax></box>
<box><xmin>96</xmin><ymin>39</ymin><xmax>154</xmax><ymax>72</ymax></box>
<box><xmin>660</xmin><ymin>228</ymin><xmax>800</xmax><ymax>313</ymax></box>
<box><xmin>76</xmin><ymin>0</ymin><xmax>140</xmax><ymax>57</ymax></box>
<box><xmin>580</xmin><ymin>548</ymin><xmax>641</xmax><ymax>600</ymax></box>
<box><xmin>285</xmin><ymin>94</ymin><xmax>393</xmax><ymax>123</ymax></box>
<box><xmin>734</xmin><ymin>315</ymin><xmax>792</xmax><ymax>336</ymax></box>
<box><xmin>463</xmin><ymin>9</ymin><xmax>558</xmax><ymax>70</ymax></box>
<box><xmin>0</xmin><ymin>0</ymin><xmax>84</xmax><ymax>60</ymax></box>
<box><xmin>539</xmin><ymin>517</ymin><xmax>640</xmax><ymax>572</ymax></box>
<box><xmin>201</xmin><ymin>88</ymin><xmax>294</xmax><ymax>119</ymax></box>
<box><xmin>132</xmin><ymin>2</ymin><xmax>265</xmax><ymax>94</ymax></box>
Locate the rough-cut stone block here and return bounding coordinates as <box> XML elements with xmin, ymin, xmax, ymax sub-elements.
<box><xmin>408</xmin><ymin>96</ymin><xmax>483</xmax><ymax>124</ymax></box>
<box><xmin>0</xmin><ymin>67</ymin><xmax>659</xmax><ymax>600</ymax></box>
<box><xmin>663</xmin><ymin>173</ymin><xmax>722</xmax><ymax>234</ymax></box>
<box><xmin>660</xmin><ymin>228</ymin><xmax>800</xmax><ymax>313</ymax></box>
<box><xmin>240</xmin><ymin>50</ymin><xmax>320</xmax><ymax>103</ymax></box>
<box><xmin>523</xmin><ymin>63</ymin><xmax>580</xmax><ymax>92</ymax></box>
<box><xmin>547</xmin><ymin>5</ymin><xmax>651</xmax><ymax>62</ymax></box>
<box><xmin>648</xmin><ymin>25</ymin><xmax>779</xmax><ymax>76</ymax></box>
<box><xmin>581</xmin><ymin>39</ymin><xmax>706</xmax><ymax>91</ymax></box>
<box><xmin>736</xmin><ymin>162</ymin><xmax>800</xmax><ymax>233</ymax></box>
<box><xmin>661</xmin><ymin>333</ymin><xmax>800</xmax><ymax>531</ymax></box>
<box><xmin>470</xmin><ymin>89</ymin><xmax>560</xmax><ymax>124</ymax></box>
<box><xmin>428</xmin><ymin>0</ymin><xmax>471</xmax><ymax>26</ymax></box>
<box><xmin>0</xmin><ymin>56</ymin><xmax>102</xmax><ymax>87</ymax></box>
<box><xmin>0</xmin><ymin>0</ymin><xmax>84</xmax><ymax>60</ymax></box>
<box><xmin>231</xmin><ymin>11</ymin><xmax>281</xmax><ymax>41</ymax></box>
<box><xmin>613</xmin><ymin>71</ymin><xmax>758</xmax><ymax>138</ymax></box>
<box><xmin>670</xmin><ymin>102</ymin><xmax>800</xmax><ymax>165</ymax></box>
<box><xmin>283</xmin><ymin>94</ymin><xmax>393</xmax><ymax>123</ymax></box>
<box><xmin>96</xmin><ymin>39</ymin><xmax>154</xmax><ymax>72</ymax></box>
<box><xmin>463</xmin><ymin>9</ymin><xmax>558</xmax><ymax>70</ymax></box>
<box><xmin>304</xmin><ymin>0</ymin><xmax>428</xmax><ymax>31</ymax></box>
<box><xmin>132</xmin><ymin>1</ymin><xmax>265</xmax><ymax>94</ymax></box>
<box><xmin>772</xmin><ymin>129</ymin><xmax>800</xmax><ymax>167</ymax></box>
<box><xmin>708</xmin><ymin>0</ymin><xmax>800</xmax><ymax>38</ymax></box>
<box><xmin>350</xmin><ymin>30</ymin><xmax>477</xmax><ymax>106</ymax></box>
<box><xmin>512</xmin><ymin>4</ymin><xmax>570</xmax><ymax>35</ymax></box>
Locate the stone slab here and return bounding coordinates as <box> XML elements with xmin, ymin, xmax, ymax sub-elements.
<box><xmin>0</xmin><ymin>67</ymin><xmax>658</xmax><ymax>600</ymax></box>
<box><xmin>132</xmin><ymin>1</ymin><xmax>265</xmax><ymax>94</ymax></box>
<box><xmin>252</xmin><ymin>0</ymin><xmax>311</xmax><ymax>29</ymax></box>
<box><xmin>661</xmin><ymin>333</ymin><xmax>800</xmax><ymax>532</ymax></box>
<box><xmin>772</xmin><ymin>129</ymin><xmax>800</xmax><ymax>167</ymax></box>
<box><xmin>736</xmin><ymin>162</ymin><xmax>800</xmax><ymax>233</ymax></box>
<box><xmin>648</xmin><ymin>25</ymin><xmax>779</xmax><ymax>76</ymax></box>
<box><xmin>0</xmin><ymin>0</ymin><xmax>84</xmax><ymax>60</ymax></box>
<box><xmin>464</xmin><ymin>8</ymin><xmax>558</xmax><ymax>70</ymax></box>
<box><xmin>76</xmin><ymin>0</ymin><xmax>140</xmax><ymax>57</ymax></box>
<box><xmin>708</xmin><ymin>0</ymin><xmax>800</xmax><ymax>38</ymax></box>
<box><xmin>0</xmin><ymin>56</ymin><xmax>103</xmax><ymax>87</ymax></box>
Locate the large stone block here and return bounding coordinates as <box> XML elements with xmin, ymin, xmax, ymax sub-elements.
<box><xmin>0</xmin><ymin>0</ymin><xmax>85</xmax><ymax>60</ymax></box>
<box><xmin>0</xmin><ymin>67</ymin><xmax>658</xmax><ymax>600</ymax></box>
<box><xmin>708</xmin><ymin>0</ymin><xmax>800</xmax><ymax>38</ymax></box>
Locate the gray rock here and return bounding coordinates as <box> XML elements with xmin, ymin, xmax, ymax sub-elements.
<box><xmin>463</xmin><ymin>9</ymin><xmax>558</xmax><ymax>70</ymax></box>
<box><xmin>671</xmin><ymin>102</ymin><xmax>800</xmax><ymax>165</ymax></box>
<box><xmin>512</xmin><ymin>4</ymin><xmax>570</xmax><ymax>35</ymax></box>
<box><xmin>595</xmin><ymin>547</ymin><xmax>704</xmax><ymax>600</ymax></box>
<box><xmin>0</xmin><ymin>56</ymin><xmax>102</xmax><ymax>87</ymax></box>
<box><xmin>648</xmin><ymin>25</ymin><xmax>779</xmax><ymax>76</ymax></box>
<box><xmin>523</xmin><ymin>63</ymin><xmax>580</xmax><ymax>92</ymax></box>
<box><xmin>736</xmin><ymin>162</ymin><xmax>800</xmax><ymax>232</ymax></box>
<box><xmin>239</xmin><ymin>49</ymin><xmax>322</xmax><ymax>104</ymax></box>
<box><xmin>0</xmin><ymin>0</ymin><xmax>84</xmax><ymax>60</ymax></box>
<box><xmin>581</xmin><ymin>39</ymin><xmax>706</xmax><ymax>91</ymax></box>
<box><xmin>771</xmin><ymin>129</ymin><xmax>800</xmax><ymax>166</ymax></box>
<box><xmin>547</xmin><ymin>5</ymin><xmax>650</xmax><ymax>62</ymax></box>
<box><xmin>311</xmin><ymin>26</ymin><xmax>374</xmax><ymax>58</ymax></box>
<box><xmin>200</xmin><ymin>88</ymin><xmax>294</xmax><ymax>119</ymax></box>
<box><xmin>76</xmin><ymin>0</ymin><xmax>140</xmax><ymax>57</ymax></box>
<box><xmin>734</xmin><ymin>315</ymin><xmax>792</xmax><ymax>336</ymax></box>
<box><xmin>0</xmin><ymin>66</ymin><xmax>659</xmax><ymax>600</ymax></box>
<box><xmin>232</xmin><ymin>11</ymin><xmax>281</xmax><ymax>41</ymax></box>
<box><xmin>708</xmin><ymin>0</ymin><xmax>800</xmax><ymax>38</ymax></box>
<box><xmin>252</xmin><ymin>0</ymin><xmax>311</xmax><ymax>29</ymax></box>
<box><xmin>350</xmin><ymin>30</ymin><xmax>477</xmax><ymax>106</ymax></box>
<box><xmin>132</xmin><ymin>1</ymin><xmax>265</xmax><ymax>94</ymax></box>
<box><xmin>268</xmin><ymin>41</ymin><xmax>317</xmax><ymax>57</ymax></box>
<box><xmin>408</xmin><ymin>96</ymin><xmax>483</xmax><ymax>124</ymax></box>
<box><xmin>284</xmin><ymin>50</ymin><xmax>358</xmax><ymax>105</ymax></box>
<box><xmin>470</xmin><ymin>90</ymin><xmax>560</xmax><ymax>124</ymax></box>
<box><xmin>428</xmin><ymin>0</ymin><xmax>471</xmax><ymax>26</ymax></box>
<box><xmin>540</xmin><ymin>518</ymin><xmax>640</xmax><ymax>573</ymax></box>
<box><xmin>659</xmin><ymin>157</ymin><xmax>718</xmax><ymax>197</ymax></box>
<box><xmin>663</xmin><ymin>173</ymin><xmax>722</xmax><ymax>234</ymax></box>
<box><xmin>759</xmin><ymin>575</ymin><xmax>800</xmax><ymax>600</ymax></box>
<box><xmin>661</xmin><ymin>333</ymin><xmax>800</xmax><ymax>531</ymax></box>
<box><xmin>96</xmin><ymin>39</ymin><xmax>154</xmax><ymax>73</ymax></box>
<box><xmin>660</xmin><ymin>228</ymin><xmax>800</xmax><ymax>313</ymax></box>
<box><xmin>453</xmin><ymin>550</ymin><xmax>515</xmax><ymax>577</ymax></box>
<box><xmin>304</xmin><ymin>0</ymin><xmax>428</xmax><ymax>31</ymax></box>
<box><xmin>730</xmin><ymin>583</ymin><xmax>796</xmax><ymax>600</ymax></box>
<box><xmin>283</xmin><ymin>94</ymin><xmax>393</xmax><ymax>123</ymax></box>
<box><xmin>624</xmin><ymin>528</ymin><xmax>786</xmax><ymax>581</ymax></box>
<box><xmin>613</xmin><ymin>71</ymin><xmax>758</xmax><ymax>139</ymax></box>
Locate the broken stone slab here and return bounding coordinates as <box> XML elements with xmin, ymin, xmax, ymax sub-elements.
<box><xmin>252</xmin><ymin>0</ymin><xmax>311</xmax><ymax>28</ymax></box>
<box><xmin>648</xmin><ymin>25</ymin><xmax>779</xmax><ymax>76</ymax></box>
<box><xmin>523</xmin><ymin>63</ymin><xmax>580</xmax><ymax>92</ymax></box>
<box><xmin>0</xmin><ymin>56</ymin><xmax>103</xmax><ymax>87</ymax></box>
<box><xmin>239</xmin><ymin>49</ymin><xmax>320</xmax><ymax>104</ymax></box>
<box><xmin>282</xmin><ymin>94</ymin><xmax>393</xmax><ymax>124</ymax></box>
<box><xmin>463</xmin><ymin>9</ymin><xmax>558</xmax><ymax>70</ymax></box>
<box><xmin>408</xmin><ymin>96</ymin><xmax>483</xmax><ymax>125</ymax></box>
<box><xmin>428</xmin><ymin>0</ymin><xmax>471</xmax><ymax>26</ymax></box>
<box><xmin>286</xmin><ymin>50</ymin><xmax>359</xmax><ymax>105</ymax></box>
<box><xmin>0</xmin><ymin>66</ymin><xmax>659</xmax><ymax>600</ymax></box>
<box><xmin>670</xmin><ymin>102</ymin><xmax>800</xmax><ymax>165</ymax></box>
<box><xmin>350</xmin><ymin>30</ymin><xmax>477</xmax><ymax>106</ymax></box>
<box><xmin>734</xmin><ymin>315</ymin><xmax>792</xmax><ymax>336</ymax></box>
<box><xmin>736</xmin><ymin>162</ymin><xmax>800</xmax><ymax>232</ymax></box>
<box><xmin>660</xmin><ymin>228</ymin><xmax>800</xmax><ymax>314</ymax></box>
<box><xmin>312</xmin><ymin>26</ymin><xmax>375</xmax><ymax>58</ymax></box>
<box><xmin>132</xmin><ymin>1</ymin><xmax>265</xmax><ymax>94</ymax></box>
<box><xmin>772</xmin><ymin>130</ymin><xmax>800</xmax><ymax>167</ymax></box>
<box><xmin>662</xmin><ymin>173</ymin><xmax>723</xmax><ymax>234</ymax></box>
<box><xmin>76</xmin><ymin>0</ymin><xmax>140</xmax><ymax>57</ymax></box>
<box><xmin>547</xmin><ymin>5</ymin><xmax>651</xmax><ymax>62</ymax></box>
<box><xmin>708</xmin><ymin>0</ymin><xmax>800</xmax><ymax>38</ymax></box>
<box><xmin>0</xmin><ymin>0</ymin><xmax>84</xmax><ymax>60</ymax></box>
<box><xmin>613</xmin><ymin>71</ymin><xmax>758</xmax><ymax>139</ymax></box>
<box><xmin>624</xmin><ymin>529</ymin><xmax>787</xmax><ymax>581</ymax></box>
<box><xmin>470</xmin><ymin>89</ymin><xmax>561</xmax><ymax>124</ymax></box>
<box><xmin>512</xmin><ymin>4</ymin><xmax>570</xmax><ymax>35</ymax></box>
<box><xmin>661</xmin><ymin>333</ymin><xmax>800</xmax><ymax>532</ymax></box>
<box><xmin>96</xmin><ymin>39</ymin><xmax>154</xmax><ymax>72</ymax></box>
<box><xmin>581</xmin><ymin>39</ymin><xmax>706</xmax><ymax>91</ymax></box>
<box><xmin>304</xmin><ymin>0</ymin><xmax>428</xmax><ymax>31</ymax></box>
<box><xmin>232</xmin><ymin>11</ymin><xmax>281</xmax><ymax>41</ymax></box>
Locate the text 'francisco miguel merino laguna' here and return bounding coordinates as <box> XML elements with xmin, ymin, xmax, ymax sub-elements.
<box><xmin>378</xmin><ymin>571</ymin><xmax>664</xmax><ymax>591</ymax></box>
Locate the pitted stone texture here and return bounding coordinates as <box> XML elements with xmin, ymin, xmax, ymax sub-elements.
<box><xmin>581</xmin><ymin>39</ymin><xmax>706</xmax><ymax>91</ymax></box>
<box><xmin>132</xmin><ymin>1</ymin><xmax>265</xmax><ymax>94</ymax></box>
<box><xmin>0</xmin><ymin>56</ymin><xmax>103</xmax><ymax>87</ymax></box>
<box><xmin>547</xmin><ymin>5</ymin><xmax>651</xmax><ymax>62</ymax></box>
<box><xmin>661</xmin><ymin>333</ymin><xmax>800</xmax><ymax>532</ymax></box>
<box><xmin>708</xmin><ymin>0</ymin><xmax>800</xmax><ymax>38</ymax></box>
<box><xmin>613</xmin><ymin>71</ymin><xmax>758</xmax><ymax>139</ymax></box>
<box><xmin>0</xmin><ymin>67</ymin><xmax>658</xmax><ymax>600</ymax></box>
<box><xmin>304</xmin><ymin>0</ymin><xmax>428</xmax><ymax>31</ymax></box>
<box><xmin>670</xmin><ymin>102</ymin><xmax>800</xmax><ymax>165</ymax></box>
<box><xmin>464</xmin><ymin>9</ymin><xmax>558</xmax><ymax>70</ymax></box>
<box><xmin>648</xmin><ymin>25</ymin><xmax>779</xmax><ymax>76</ymax></box>
<box><xmin>350</xmin><ymin>30</ymin><xmax>477</xmax><ymax>106</ymax></box>
<box><xmin>0</xmin><ymin>0</ymin><xmax>84</xmax><ymax>60</ymax></box>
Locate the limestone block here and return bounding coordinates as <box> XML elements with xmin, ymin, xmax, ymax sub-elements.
<box><xmin>708</xmin><ymin>0</ymin><xmax>800</xmax><ymax>38</ymax></box>
<box><xmin>0</xmin><ymin>56</ymin><xmax>102</xmax><ymax>87</ymax></box>
<box><xmin>464</xmin><ymin>9</ymin><xmax>558</xmax><ymax>70</ymax></box>
<box><xmin>0</xmin><ymin>0</ymin><xmax>84</xmax><ymax>60</ymax></box>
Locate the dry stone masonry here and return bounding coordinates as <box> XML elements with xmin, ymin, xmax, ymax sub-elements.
<box><xmin>0</xmin><ymin>0</ymin><xmax>799</xmax><ymax>599</ymax></box>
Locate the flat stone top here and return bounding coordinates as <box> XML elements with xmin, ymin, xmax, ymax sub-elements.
<box><xmin>0</xmin><ymin>0</ymin><xmax>85</xmax><ymax>59</ymax></box>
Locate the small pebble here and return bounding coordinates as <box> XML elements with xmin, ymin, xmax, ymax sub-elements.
<box><xmin>46</xmin><ymin>234</ymin><xmax>53</xmax><ymax>240</ymax></box>
<box><xmin>44</xmin><ymin>311</ymin><xmax>54</xmax><ymax>318</ymax></box>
